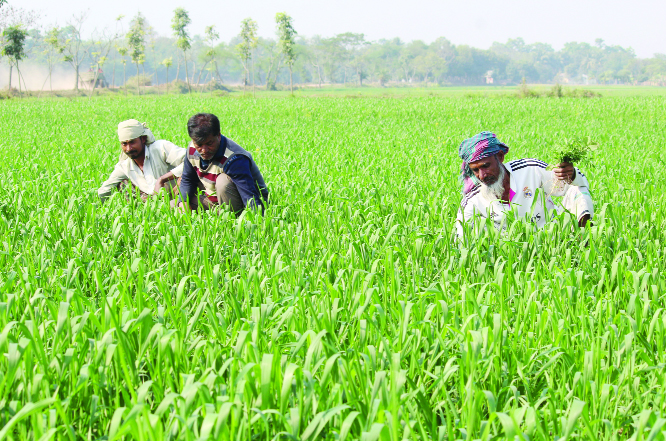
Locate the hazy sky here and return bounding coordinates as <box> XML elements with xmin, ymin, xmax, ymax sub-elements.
<box><xmin>19</xmin><ymin>0</ymin><xmax>664</xmax><ymax>58</ymax></box>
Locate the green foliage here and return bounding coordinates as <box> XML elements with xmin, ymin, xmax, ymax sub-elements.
<box><xmin>171</xmin><ymin>7</ymin><xmax>191</xmax><ymax>52</ymax></box>
<box><xmin>275</xmin><ymin>12</ymin><xmax>297</xmax><ymax>67</ymax></box>
<box><xmin>0</xmin><ymin>95</ymin><xmax>666</xmax><ymax>440</ymax></box>
<box><xmin>548</xmin><ymin>136</ymin><xmax>598</xmax><ymax>164</ymax></box>
<box><xmin>236</xmin><ymin>18</ymin><xmax>257</xmax><ymax>64</ymax></box>
<box><xmin>126</xmin><ymin>13</ymin><xmax>146</xmax><ymax>64</ymax></box>
<box><xmin>1</xmin><ymin>24</ymin><xmax>27</xmax><ymax>63</ymax></box>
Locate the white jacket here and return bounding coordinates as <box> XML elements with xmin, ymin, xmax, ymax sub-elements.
<box><xmin>98</xmin><ymin>140</ymin><xmax>186</xmax><ymax>200</ymax></box>
<box><xmin>456</xmin><ymin>158</ymin><xmax>592</xmax><ymax>242</ymax></box>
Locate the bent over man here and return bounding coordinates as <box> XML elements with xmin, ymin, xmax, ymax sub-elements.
<box><xmin>179</xmin><ymin>113</ymin><xmax>269</xmax><ymax>214</ymax></box>
<box><xmin>98</xmin><ymin>120</ymin><xmax>186</xmax><ymax>201</ymax></box>
<box><xmin>456</xmin><ymin>131</ymin><xmax>594</xmax><ymax>242</ymax></box>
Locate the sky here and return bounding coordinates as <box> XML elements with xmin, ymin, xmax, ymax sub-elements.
<box><xmin>17</xmin><ymin>0</ymin><xmax>664</xmax><ymax>58</ymax></box>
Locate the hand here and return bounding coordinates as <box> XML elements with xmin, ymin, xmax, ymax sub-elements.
<box><xmin>153</xmin><ymin>179</ymin><xmax>165</xmax><ymax>195</ymax></box>
<box><xmin>552</xmin><ymin>162</ymin><xmax>576</xmax><ymax>183</ymax></box>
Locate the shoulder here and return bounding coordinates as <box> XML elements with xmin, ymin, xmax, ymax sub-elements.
<box><xmin>224</xmin><ymin>153</ymin><xmax>251</xmax><ymax>171</ymax></box>
<box><xmin>460</xmin><ymin>185</ymin><xmax>482</xmax><ymax>210</ymax></box>
<box><xmin>506</xmin><ymin>158</ymin><xmax>548</xmax><ymax>173</ymax></box>
<box><xmin>187</xmin><ymin>145</ymin><xmax>199</xmax><ymax>158</ymax></box>
<box><xmin>153</xmin><ymin>139</ymin><xmax>181</xmax><ymax>150</ymax></box>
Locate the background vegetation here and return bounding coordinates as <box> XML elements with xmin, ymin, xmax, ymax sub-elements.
<box><xmin>4</xmin><ymin>6</ymin><xmax>666</xmax><ymax>93</ymax></box>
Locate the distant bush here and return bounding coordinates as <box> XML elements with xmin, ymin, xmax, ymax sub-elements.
<box><xmin>549</xmin><ymin>83</ymin><xmax>564</xmax><ymax>98</ymax></box>
<box><xmin>564</xmin><ymin>88</ymin><xmax>601</xmax><ymax>98</ymax></box>
<box><xmin>206</xmin><ymin>80</ymin><xmax>231</xmax><ymax>92</ymax></box>
<box><xmin>518</xmin><ymin>79</ymin><xmax>540</xmax><ymax>98</ymax></box>
<box><xmin>514</xmin><ymin>81</ymin><xmax>601</xmax><ymax>99</ymax></box>
<box><xmin>124</xmin><ymin>75</ymin><xmax>153</xmax><ymax>88</ymax></box>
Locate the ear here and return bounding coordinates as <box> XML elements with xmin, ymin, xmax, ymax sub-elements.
<box><xmin>496</xmin><ymin>152</ymin><xmax>505</xmax><ymax>163</ymax></box>
<box><xmin>140</xmin><ymin>135</ymin><xmax>148</xmax><ymax>145</ymax></box>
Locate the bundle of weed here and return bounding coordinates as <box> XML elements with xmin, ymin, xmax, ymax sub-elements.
<box><xmin>548</xmin><ymin>136</ymin><xmax>598</xmax><ymax>165</ymax></box>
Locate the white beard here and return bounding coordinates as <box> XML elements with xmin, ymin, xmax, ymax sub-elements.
<box><xmin>480</xmin><ymin>165</ymin><xmax>507</xmax><ymax>202</ymax></box>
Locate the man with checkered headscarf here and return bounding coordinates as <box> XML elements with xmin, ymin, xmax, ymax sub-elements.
<box><xmin>456</xmin><ymin>131</ymin><xmax>594</xmax><ymax>243</ymax></box>
<box><xmin>98</xmin><ymin>120</ymin><xmax>187</xmax><ymax>201</ymax></box>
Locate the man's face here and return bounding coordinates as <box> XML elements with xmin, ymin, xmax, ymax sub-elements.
<box><xmin>469</xmin><ymin>153</ymin><xmax>504</xmax><ymax>185</ymax></box>
<box><xmin>193</xmin><ymin>134</ymin><xmax>221</xmax><ymax>160</ymax></box>
<box><xmin>121</xmin><ymin>137</ymin><xmax>145</xmax><ymax>159</ymax></box>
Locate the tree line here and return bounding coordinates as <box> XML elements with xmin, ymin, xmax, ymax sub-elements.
<box><xmin>3</xmin><ymin>5</ymin><xmax>666</xmax><ymax>94</ymax></box>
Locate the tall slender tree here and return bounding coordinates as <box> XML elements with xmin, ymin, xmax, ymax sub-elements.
<box><xmin>275</xmin><ymin>12</ymin><xmax>297</xmax><ymax>94</ymax></box>
<box><xmin>236</xmin><ymin>18</ymin><xmax>257</xmax><ymax>95</ymax></box>
<box><xmin>197</xmin><ymin>25</ymin><xmax>219</xmax><ymax>87</ymax></box>
<box><xmin>42</xmin><ymin>26</ymin><xmax>63</xmax><ymax>95</ymax></box>
<box><xmin>171</xmin><ymin>8</ymin><xmax>191</xmax><ymax>93</ymax></box>
<box><xmin>117</xmin><ymin>45</ymin><xmax>128</xmax><ymax>95</ymax></box>
<box><xmin>161</xmin><ymin>57</ymin><xmax>173</xmax><ymax>94</ymax></box>
<box><xmin>83</xmin><ymin>29</ymin><xmax>118</xmax><ymax>97</ymax></box>
<box><xmin>59</xmin><ymin>11</ymin><xmax>89</xmax><ymax>92</ymax></box>
<box><xmin>127</xmin><ymin>12</ymin><xmax>146</xmax><ymax>95</ymax></box>
<box><xmin>111</xmin><ymin>15</ymin><xmax>126</xmax><ymax>88</ymax></box>
<box><xmin>1</xmin><ymin>24</ymin><xmax>27</xmax><ymax>94</ymax></box>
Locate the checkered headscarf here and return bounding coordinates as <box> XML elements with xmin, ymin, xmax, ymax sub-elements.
<box><xmin>458</xmin><ymin>131</ymin><xmax>509</xmax><ymax>194</ymax></box>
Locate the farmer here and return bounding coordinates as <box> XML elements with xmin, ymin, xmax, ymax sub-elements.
<box><xmin>455</xmin><ymin>131</ymin><xmax>594</xmax><ymax>242</ymax></box>
<box><xmin>98</xmin><ymin>119</ymin><xmax>186</xmax><ymax>201</ymax></box>
<box><xmin>178</xmin><ymin>113</ymin><xmax>269</xmax><ymax>214</ymax></box>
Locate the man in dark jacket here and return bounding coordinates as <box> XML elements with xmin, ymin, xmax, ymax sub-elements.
<box><xmin>178</xmin><ymin>113</ymin><xmax>269</xmax><ymax>214</ymax></box>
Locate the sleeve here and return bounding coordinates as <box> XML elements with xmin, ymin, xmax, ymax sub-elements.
<box><xmin>98</xmin><ymin>162</ymin><xmax>128</xmax><ymax>201</ymax></box>
<box><xmin>455</xmin><ymin>209</ymin><xmax>466</xmax><ymax>243</ymax></box>
<box><xmin>455</xmin><ymin>202</ymin><xmax>477</xmax><ymax>244</ymax></box>
<box><xmin>539</xmin><ymin>166</ymin><xmax>590</xmax><ymax>197</ymax></box>
<box><xmin>161</xmin><ymin>141</ymin><xmax>187</xmax><ymax>177</ymax></box>
<box><xmin>178</xmin><ymin>158</ymin><xmax>198</xmax><ymax>204</ymax></box>
<box><xmin>223</xmin><ymin>155</ymin><xmax>264</xmax><ymax>210</ymax></box>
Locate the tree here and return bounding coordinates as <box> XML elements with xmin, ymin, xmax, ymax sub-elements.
<box><xmin>147</xmin><ymin>25</ymin><xmax>158</xmax><ymax>92</ymax></box>
<box><xmin>236</xmin><ymin>18</ymin><xmax>258</xmax><ymax>95</ymax></box>
<box><xmin>111</xmin><ymin>15</ymin><xmax>125</xmax><ymax>88</ymax></box>
<box><xmin>1</xmin><ymin>24</ymin><xmax>27</xmax><ymax>94</ymax></box>
<box><xmin>0</xmin><ymin>5</ymin><xmax>39</xmax><ymax>30</ymax></box>
<box><xmin>171</xmin><ymin>7</ymin><xmax>191</xmax><ymax>93</ymax></box>
<box><xmin>59</xmin><ymin>11</ymin><xmax>89</xmax><ymax>92</ymax></box>
<box><xmin>197</xmin><ymin>25</ymin><xmax>219</xmax><ymax>87</ymax></box>
<box><xmin>336</xmin><ymin>32</ymin><xmax>367</xmax><ymax>86</ymax></box>
<box><xmin>275</xmin><ymin>12</ymin><xmax>297</xmax><ymax>94</ymax></box>
<box><xmin>127</xmin><ymin>12</ymin><xmax>146</xmax><ymax>95</ymax></box>
<box><xmin>257</xmin><ymin>38</ymin><xmax>283</xmax><ymax>90</ymax></box>
<box><xmin>40</xmin><ymin>26</ymin><xmax>63</xmax><ymax>95</ymax></box>
<box><xmin>85</xmin><ymin>30</ymin><xmax>116</xmax><ymax>97</ymax></box>
<box><xmin>117</xmin><ymin>45</ymin><xmax>128</xmax><ymax>95</ymax></box>
<box><xmin>306</xmin><ymin>36</ymin><xmax>326</xmax><ymax>87</ymax></box>
<box><xmin>161</xmin><ymin>57</ymin><xmax>173</xmax><ymax>94</ymax></box>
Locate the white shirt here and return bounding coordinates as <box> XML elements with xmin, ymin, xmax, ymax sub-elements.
<box><xmin>456</xmin><ymin>158</ymin><xmax>590</xmax><ymax>242</ymax></box>
<box><xmin>98</xmin><ymin>140</ymin><xmax>186</xmax><ymax>200</ymax></box>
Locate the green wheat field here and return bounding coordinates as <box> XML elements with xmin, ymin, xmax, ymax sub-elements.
<box><xmin>1</xmin><ymin>94</ymin><xmax>665</xmax><ymax>440</ymax></box>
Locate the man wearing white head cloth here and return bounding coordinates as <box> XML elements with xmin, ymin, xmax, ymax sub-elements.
<box><xmin>98</xmin><ymin>120</ymin><xmax>187</xmax><ymax>201</ymax></box>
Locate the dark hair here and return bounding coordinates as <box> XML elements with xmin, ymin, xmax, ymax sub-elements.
<box><xmin>187</xmin><ymin>113</ymin><xmax>221</xmax><ymax>144</ymax></box>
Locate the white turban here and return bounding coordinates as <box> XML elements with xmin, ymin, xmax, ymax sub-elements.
<box><xmin>117</xmin><ymin>119</ymin><xmax>156</xmax><ymax>144</ymax></box>
<box><xmin>117</xmin><ymin>119</ymin><xmax>156</xmax><ymax>161</ymax></box>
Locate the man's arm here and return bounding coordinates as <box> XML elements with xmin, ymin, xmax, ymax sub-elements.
<box><xmin>98</xmin><ymin>162</ymin><xmax>128</xmax><ymax>202</ymax></box>
<box><xmin>223</xmin><ymin>155</ymin><xmax>264</xmax><ymax>210</ymax></box>
<box><xmin>154</xmin><ymin>171</ymin><xmax>177</xmax><ymax>194</ymax></box>
<box><xmin>455</xmin><ymin>195</ymin><xmax>480</xmax><ymax>244</ymax></box>
<box><xmin>541</xmin><ymin>162</ymin><xmax>590</xmax><ymax>196</ymax></box>
<box><xmin>162</xmin><ymin>141</ymin><xmax>186</xmax><ymax>177</ymax></box>
<box><xmin>178</xmin><ymin>158</ymin><xmax>198</xmax><ymax>209</ymax></box>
